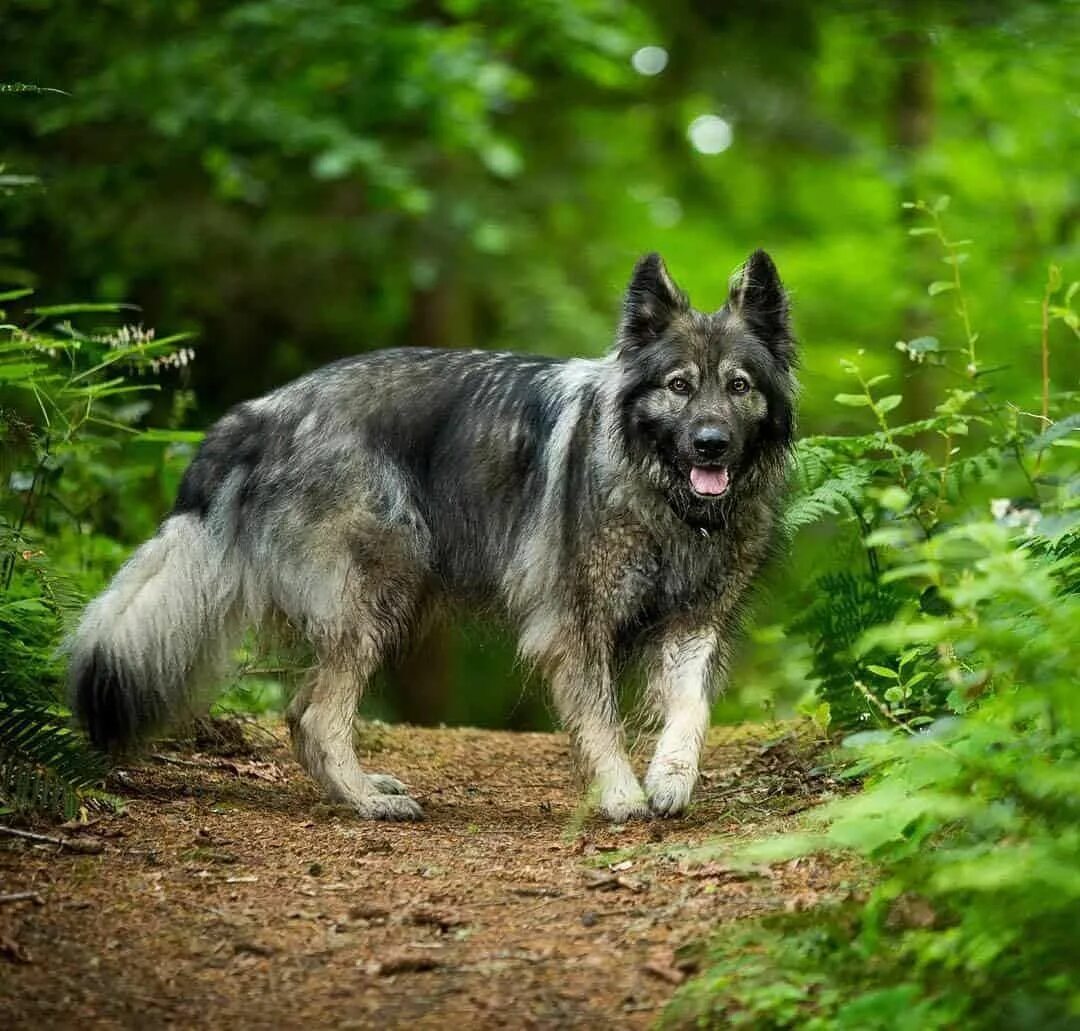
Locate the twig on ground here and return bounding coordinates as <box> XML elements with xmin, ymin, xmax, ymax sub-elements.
<box><xmin>0</xmin><ymin>825</ymin><xmax>105</xmax><ymax>854</ymax></box>
<box><xmin>0</xmin><ymin>892</ymin><xmax>45</xmax><ymax>905</ymax></box>
<box><xmin>149</xmin><ymin>753</ymin><xmax>203</xmax><ymax>767</ymax></box>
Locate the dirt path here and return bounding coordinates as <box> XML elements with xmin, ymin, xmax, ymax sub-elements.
<box><xmin>1</xmin><ymin>722</ymin><xmax>842</xmax><ymax>1029</ymax></box>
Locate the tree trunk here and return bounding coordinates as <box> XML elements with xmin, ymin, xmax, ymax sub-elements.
<box><xmin>387</xmin><ymin>273</ymin><xmax>473</xmax><ymax>724</ymax></box>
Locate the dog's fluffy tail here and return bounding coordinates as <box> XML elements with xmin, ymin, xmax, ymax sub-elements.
<box><xmin>68</xmin><ymin>513</ymin><xmax>246</xmax><ymax>751</ymax></box>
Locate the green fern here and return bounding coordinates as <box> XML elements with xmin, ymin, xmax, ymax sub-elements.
<box><xmin>943</xmin><ymin>449</ymin><xmax>1002</xmax><ymax>499</ymax></box>
<box><xmin>789</xmin><ymin>572</ymin><xmax>904</xmax><ymax>731</ymax></box>
<box><xmin>0</xmin><ymin>565</ymin><xmax>117</xmax><ymax>817</ymax></box>
<box><xmin>0</xmin><ymin>699</ymin><xmax>116</xmax><ymax>818</ymax></box>
<box><xmin>785</xmin><ymin>463</ymin><xmax>872</xmax><ymax>533</ymax></box>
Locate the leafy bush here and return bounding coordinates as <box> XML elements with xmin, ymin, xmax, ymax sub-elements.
<box><xmin>667</xmin><ymin>201</ymin><xmax>1080</xmax><ymax>1028</ymax></box>
<box><xmin>0</xmin><ymin>270</ymin><xmax>197</xmax><ymax>818</ymax></box>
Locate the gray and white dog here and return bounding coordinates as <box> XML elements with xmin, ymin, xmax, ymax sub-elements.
<box><xmin>69</xmin><ymin>250</ymin><xmax>796</xmax><ymax>821</ymax></box>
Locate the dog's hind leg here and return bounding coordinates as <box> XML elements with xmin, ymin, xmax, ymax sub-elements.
<box><xmin>644</xmin><ymin>629</ymin><xmax>719</xmax><ymax>817</ymax></box>
<box><xmin>550</xmin><ymin>658</ymin><xmax>649</xmax><ymax>823</ymax></box>
<box><xmin>287</xmin><ymin>658</ymin><xmax>423</xmax><ymax>821</ymax></box>
<box><xmin>277</xmin><ymin>503</ymin><xmax>431</xmax><ymax>820</ymax></box>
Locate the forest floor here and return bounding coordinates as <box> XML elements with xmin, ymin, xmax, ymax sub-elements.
<box><xmin>1</xmin><ymin>720</ymin><xmax>850</xmax><ymax>1029</ymax></box>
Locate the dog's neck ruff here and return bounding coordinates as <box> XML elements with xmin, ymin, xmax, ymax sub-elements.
<box><xmin>674</xmin><ymin>497</ymin><xmax>736</xmax><ymax>538</ymax></box>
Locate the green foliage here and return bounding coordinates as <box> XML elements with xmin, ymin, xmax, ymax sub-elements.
<box><xmin>666</xmin><ymin>200</ymin><xmax>1080</xmax><ymax>1027</ymax></box>
<box><xmin>0</xmin><ymin>682</ymin><xmax>112</xmax><ymax>819</ymax></box>
<box><xmin>782</xmin><ymin>196</ymin><xmax>1079</xmax><ymax>734</ymax></box>
<box><xmin>0</xmin><ymin>547</ymin><xmax>112</xmax><ymax>816</ymax></box>
<box><xmin>788</xmin><ymin>572</ymin><xmax>904</xmax><ymax>730</ymax></box>
<box><xmin>663</xmin><ymin>912</ymin><xmax>971</xmax><ymax>1031</ymax></box>
<box><xmin>0</xmin><ymin>162</ymin><xmax>196</xmax><ymax>814</ymax></box>
<box><xmin>671</xmin><ymin>525</ymin><xmax>1080</xmax><ymax>1027</ymax></box>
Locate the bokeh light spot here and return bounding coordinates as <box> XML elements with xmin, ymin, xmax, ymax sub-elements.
<box><xmin>650</xmin><ymin>197</ymin><xmax>683</xmax><ymax>227</ymax></box>
<box><xmin>631</xmin><ymin>46</ymin><xmax>668</xmax><ymax>76</ymax></box>
<box><xmin>687</xmin><ymin>114</ymin><xmax>733</xmax><ymax>154</ymax></box>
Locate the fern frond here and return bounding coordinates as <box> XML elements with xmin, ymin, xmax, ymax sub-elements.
<box><xmin>0</xmin><ymin>697</ymin><xmax>110</xmax><ymax>818</ymax></box>
<box><xmin>789</xmin><ymin>572</ymin><xmax>907</xmax><ymax>731</ymax></box>
<box><xmin>786</xmin><ymin>464</ymin><xmax>872</xmax><ymax>533</ymax></box>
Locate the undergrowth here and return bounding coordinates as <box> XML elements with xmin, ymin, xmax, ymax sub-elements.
<box><xmin>0</xmin><ymin>132</ymin><xmax>201</xmax><ymax>816</ymax></box>
<box><xmin>0</xmin><ymin>298</ymin><xmax>200</xmax><ymax>816</ymax></box>
<box><xmin>666</xmin><ymin>198</ymin><xmax>1080</xmax><ymax>1028</ymax></box>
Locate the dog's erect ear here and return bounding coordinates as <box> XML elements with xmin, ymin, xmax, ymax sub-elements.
<box><xmin>617</xmin><ymin>253</ymin><xmax>689</xmax><ymax>351</ymax></box>
<box><xmin>727</xmin><ymin>249</ymin><xmax>795</xmax><ymax>368</ymax></box>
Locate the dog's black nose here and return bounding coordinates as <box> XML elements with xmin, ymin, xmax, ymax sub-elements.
<box><xmin>692</xmin><ymin>426</ymin><xmax>731</xmax><ymax>460</ymax></box>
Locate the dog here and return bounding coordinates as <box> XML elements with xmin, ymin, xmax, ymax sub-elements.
<box><xmin>69</xmin><ymin>250</ymin><xmax>796</xmax><ymax>821</ymax></box>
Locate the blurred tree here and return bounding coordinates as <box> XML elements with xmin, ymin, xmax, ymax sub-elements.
<box><xmin>1</xmin><ymin>0</ymin><xmax>649</xmax><ymax>402</ymax></box>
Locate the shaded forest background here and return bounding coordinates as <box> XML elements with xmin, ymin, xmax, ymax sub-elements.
<box><xmin>1</xmin><ymin>0</ymin><xmax>1076</xmax><ymax>728</ymax></box>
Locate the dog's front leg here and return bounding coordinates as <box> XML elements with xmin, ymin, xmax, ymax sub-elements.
<box><xmin>645</xmin><ymin>630</ymin><xmax>720</xmax><ymax>817</ymax></box>
<box><xmin>551</xmin><ymin>659</ymin><xmax>649</xmax><ymax>822</ymax></box>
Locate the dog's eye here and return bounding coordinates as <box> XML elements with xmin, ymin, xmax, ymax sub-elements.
<box><xmin>668</xmin><ymin>377</ymin><xmax>692</xmax><ymax>396</ymax></box>
<box><xmin>729</xmin><ymin>376</ymin><xmax>751</xmax><ymax>395</ymax></box>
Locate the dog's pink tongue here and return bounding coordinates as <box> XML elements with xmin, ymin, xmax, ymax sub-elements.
<box><xmin>690</xmin><ymin>466</ymin><xmax>730</xmax><ymax>496</ymax></box>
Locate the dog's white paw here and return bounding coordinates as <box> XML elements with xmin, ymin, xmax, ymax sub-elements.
<box><xmin>645</xmin><ymin>766</ymin><xmax>696</xmax><ymax>817</ymax></box>
<box><xmin>354</xmin><ymin>794</ymin><xmax>424</xmax><ymax>821</ymax></box>
<box><xmin>368</xmin><ymin>773</ymin><xmax>409</xmax><ymax>796</ymax></box>
<box><xmin>597</xmin><ymin>781</ymin><xmax>650</xmax><ymax>823</ymax></box>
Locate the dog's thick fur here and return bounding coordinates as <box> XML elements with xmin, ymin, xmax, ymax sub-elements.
<box><xmin>69</xmin><ymin>251</ymin><xmax>796</xmax><ymax>821</ymax></box>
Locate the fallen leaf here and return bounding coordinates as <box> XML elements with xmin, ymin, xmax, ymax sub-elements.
<box><xmin>409</xmin><ymin>907</ymin><xmax>465</xmax><ymax>931</ymax></box>
<box><xmin>348</xmin><ymin>903</ymin><xmax>390</xmax><ymax>922</ymax></box>
<box><xmin>642</xmin><ymin>960</ymin><xmax>684</xmax><ymax>985</ymax></box>
<box><xmin>367</xmin><ymin>954</ymin><xmax>441</xmax><ymax>976</ymax></box>
<box><xmin>233</xmin><ymin>941</ymin><xmax>274</xmax><ymax>957</ymax></box>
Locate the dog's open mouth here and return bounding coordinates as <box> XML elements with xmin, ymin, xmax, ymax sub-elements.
<box><xmin>689</xmin><ymin>466</ymin><xmax>730</xmax><ymax>497</ymax></box>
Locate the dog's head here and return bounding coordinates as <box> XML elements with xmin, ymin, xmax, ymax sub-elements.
<box><xmin>614</xmin><ymin>250</ymin><xmax>797</xmax><ymax>525</ymax></box>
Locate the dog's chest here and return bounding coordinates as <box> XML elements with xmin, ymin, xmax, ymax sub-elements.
<box><xmin>581</xmin><ymin>516</ymin><xmax>736</xmax><ymax>629</ymax></box>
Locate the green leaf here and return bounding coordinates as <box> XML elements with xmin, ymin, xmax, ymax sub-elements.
<box><xmin>881</xmin><ymin>562</ymin><xmax>939</xmax><ymax>584</ymax></box>
<box><xmin>878</xmin><ymin>485</ymin><xmax>910</xmax><ymax>511</ymax></box>
<box><xmin>875</xmin><ymin>395</ymin><xmax>902</xmax><ymax>414</ymax></box>
<box><xmin>865</xmin><ymin>665</ymin><xmax>900</xmax><ymax>680</ymax></box>
<box><xmin>136</xmin><ymin>428</ymin><xmax>206</xmax><ymax>444</ymax></box>
<box><xmin>835</xmin><ymin>393</ymin><xmax>871</xmax><ymax>407</ymax></box>
<box><xmin>28</xmin><ymin>302</ymin><xmax>138</xmax><ymax>316</ymax></box>
<box><xmin>1028</xmin><ymin>413</ymin><xmax>1080</xmax><ymax>452</ymax></box>
<box><xmin>928</xmin><ymin>281</ymin><xmax>956</xmax><ymax>296</ymax></box>
<box><xmin>0</xmin><ymin>361</ymin><xmax>49</xmax><ymax>383</ymax></box>
<box><xmin>864</xmin><ymin>525</ymin><xmax>919</xmax><ymax>548</ymax></box>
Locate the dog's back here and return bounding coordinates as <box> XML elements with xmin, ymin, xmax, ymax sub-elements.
<box><xmin>68</xmin><ymin>347</ymin><xmax>608</xmax><ymax>749</ymax></box>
